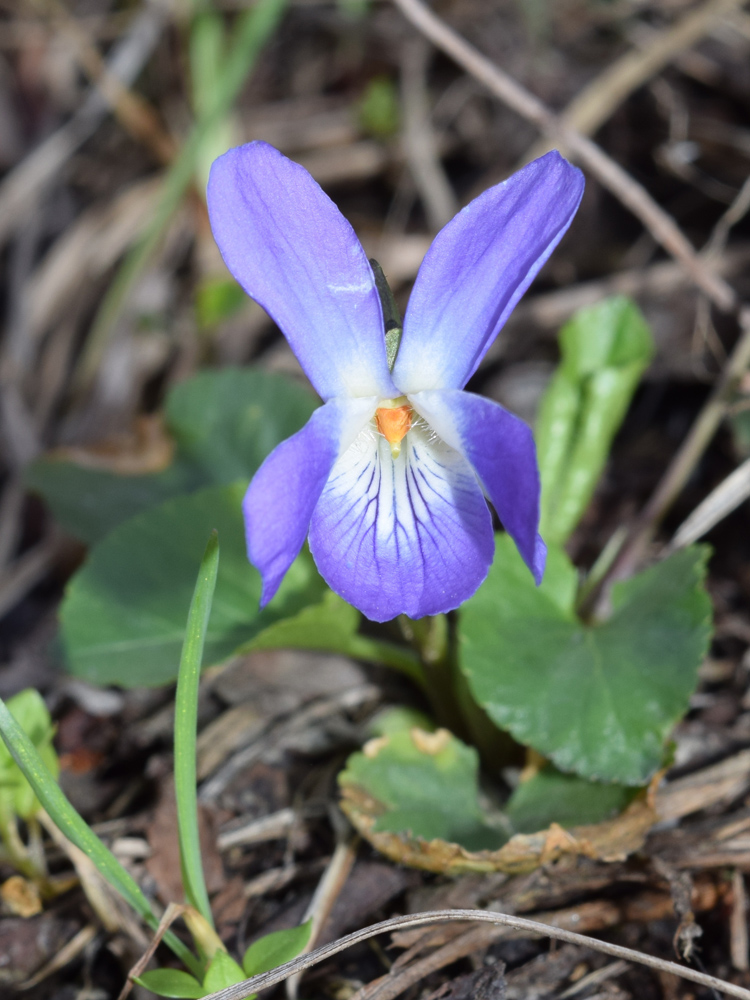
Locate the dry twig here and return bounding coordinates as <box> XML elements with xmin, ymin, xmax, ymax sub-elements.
<box><xmin>400</xmin><ymin>37</ymin><xmax>458</xmax><ymax>231</ymax></box>
<box><xmin>286</xmin><ymin>824</ymin><xmax>358</xmax><ymax>1000</ymax></box>
<box><xmin>0</xmin><ymin>535</ymin><xmax>63</xmax><ymax>622</ymax></box>
<box><xmin>670</xmin><ymin>455</ymin><xmax>750</xmax><ymax>549</ymax></box>
<box><xmin>730</xmin><ymin>871</ymin><xmax>749</xmax><ymax>972</ymax></box>
<box><xmin>0</xmin><ymin>0</ymin><xmax>166</xmax><ymax>249</ymax></box>
<box><xmin>592</xmin><ymin>304</ymin><xmax>750</xmax><ymax>598</ymax></box>
<box><xmin>17</xmin><ymin>924</ymin><xmax>98</xmax><ymax>991</ymax></box>
<box><xmin>117</xmin><ymin>903</ymin><xmax>190</xmax><ymax>1000</ymax></box>
<box><xmin>525</xmin><ymin>0</ymin><xmax>747</xmax><ymax>161</ymax></box>
<box><xmin>33</xmin><ymin>0</ymin><xmax>175</xmax><ymax>163</ymax></box>
<box><xmin>498</xmin><ymin>244</ymin><xmax>750</xmax><ymax>336</ymax></box>
<box><xmin>201</xmin><ymin>908</ymin><xmax>750</xmax><ymax>1000</ymax></box>
<box><xmin>391</xmin><ymin>0</ymin><xmax>736</xmax><ymax>314</ymax></box>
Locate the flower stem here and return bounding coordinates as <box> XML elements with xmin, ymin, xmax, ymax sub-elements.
<box><xmin>345</xmin><ymin>634</ymin><xmax>427</xmax><ymax>688</ymax></box>
<box><xmin>398</xmin><ymin>615</ymin><xmax>468</xmax><ymax>736</ymax></box>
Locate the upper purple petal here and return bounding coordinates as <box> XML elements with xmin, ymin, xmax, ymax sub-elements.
<box><xmin>308</xmin><ymin>418</ymin><xmax>494</xmax><ymax>621</ymax></box>
<box><xmin>393</xmin><ymin>152</ymin><xmax>585</xmax><ymax>393</ymax></box>
<box><xmin>243</xmin><ymin>396</ymin><xmax>377</xmax><ymax>606</ymax></box>
<box><xmin>208</xmin><ymin>142</ymin><xmax>398</xmax><ymax>400</ymax></box>
<box><xmin>410</xmin><ymin>389</ymin><xmax>546</xmax><ymax>583</ymax></box>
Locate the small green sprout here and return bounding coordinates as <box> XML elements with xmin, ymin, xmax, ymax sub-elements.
<box><xmin>0</xmin><ymin>689</ymin><xmax>58</xmax><ymax>885</ymax></box>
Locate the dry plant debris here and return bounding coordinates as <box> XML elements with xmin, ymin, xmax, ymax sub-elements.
<box><xmin>2</xmin><ymin>0</ymin><xmax>750</xmax><ymax>997</ymax></box>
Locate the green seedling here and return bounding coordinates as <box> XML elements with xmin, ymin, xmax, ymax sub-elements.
<box><xmin>0</xmin><ymin>689</ymin><xmax>58</xmax><ymax>886</ymax></box>
<box><xmin>536</xmin><ymin>295</ymin><xmax>655</xmax><ymax>547</ymax></box>
<box><xmin>0</xmin><ymin>534</ymin><xmax>310</xmax><ymax>992</ymax></box>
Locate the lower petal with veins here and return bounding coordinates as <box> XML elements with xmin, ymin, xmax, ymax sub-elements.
<box><xmin>308</xmin><ymin>419</ymin><xmax>494</xmax><ymax>622</ymax></box>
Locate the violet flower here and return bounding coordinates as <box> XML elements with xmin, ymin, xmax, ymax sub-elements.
<box><xmin>207</xmin><ymin>142</ymin><xmax>584</xmax><ymax>622</ymax></box>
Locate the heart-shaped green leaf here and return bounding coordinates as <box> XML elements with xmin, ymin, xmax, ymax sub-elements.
<box><xmin>506</xmin><ymin>766</ymin><xmax>634</xmax><ymax>834</ymax></box>
<box><xmin>339</xmin><ymin>727</ymin><xmax>501</xmax><ymax>851</ymax></box>
<box><xmin>60</xmin><ymin>483</ymin><xmax>341</xmax><ymax>687</ymax></box>
<box><xmin>163</xmin><ymin>368</ymin><xmax>316</xmax><ymax>487</ymax></box>
<box><xmin>340</xmin><ymin>724</ymin><xmax>658</xmax><ymax>875</ymax></box>
<box><xmin>24</xmin><ymin>460</ymin><xmax>200</xmax><ymax>547</ymax></box>
<box><xmin>26</xmin><ymin>368</ymin><xmax>317</xmax><ymax>544</ymax></box>
<box><xmin>459</xmin><ymin>537</ymin><xmax>712</xmax><ymax>785</ymax></box>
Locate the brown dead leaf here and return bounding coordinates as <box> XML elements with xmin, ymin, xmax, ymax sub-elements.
<box><xmin>210</xmin><ymin>875</ymin><xmax>247</xmax><ymax>930</ymax></box>
<box><xmin>211</xmin><ymin>649</ymin><xmax>366</xmax><ymax>711</ymax></box>
<box><xmin>319</xmin><ymin>862</ymin><xmax>417</xmax><ymax>944</ymax></box>
<box><xmin>0</xmin><ymin>914</ymin><xmax>81</xmax><ymax>985</ymax></box>
<box><xmin>58</xmin><ymin>747</ymin><xmax>105</xmax><ymax>774</ymax></box>
<box><xmin>1</xmin><ymin>876</ymin><xmax>43</xmax><ymax>918</ymax></box>
<box><xmin>47</xmin><ymin>414</ymin><xmax>173</xmax><ymax>475</ymax></box>
<box><xmin>146</xmin><ymin>781</ymin><xmax>225</xmax><ymax>905</ymax></box>
<box><xmin>540</xmin><ymin>824</ymin><xmax>580</xmax><ymax>864</ymax></box>
<box><xmin>340</xmin><ymin>786</ymin><xmax>656</xmax><ymax>876</ymax></box>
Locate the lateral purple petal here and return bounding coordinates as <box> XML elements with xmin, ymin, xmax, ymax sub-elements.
<box><xmin>208</xmin><ymin>142</ymin><xmax>397</xmax><ymax>400</ymax></box>
<box><xmin>243</xmin><ymin>397</ymin><xmax>377</xmax><ymax>606</ymax></box>
<box><xmin>393</xmin><ymin>152</ymin><xmax>584</xmax><ymax>392</ymax></box>
<box><xmin>411</xmin><ymin>389</ymin><xmax>546</xmax><ymax>583</ymax></box>
<box><xmin>308</xmin><ymin>425</ymin><xmax>495</xmax><ymax>621</ymax></box>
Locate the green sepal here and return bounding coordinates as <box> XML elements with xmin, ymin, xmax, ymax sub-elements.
<box><xmin>370</xmin><ymin>258</ymin><xmax>402</xmax><ymax>371</ymax></box>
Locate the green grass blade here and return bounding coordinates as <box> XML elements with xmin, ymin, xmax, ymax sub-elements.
<box><xmin>0</xmin><ymin>698</ymin><xmax>200</xmax><ymax>975</ymax></box>
<box><xmin>78</xmin><ymin>0</ymin><xmax>288</xmax><ymax>390</ymax></box>
<box><xmin>175</xmin><ymin>530</ymin><xmax>219</xmax><ymax>925</ymax></box>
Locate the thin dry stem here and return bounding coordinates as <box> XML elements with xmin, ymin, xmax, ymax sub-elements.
<box><xmin>591</xmin><ymin>305</ymin><xmax>750</xmax><ymax>602</ymax></box>
<box><xmin>525</xmin><ymin>0</ymin><xmax>746</xmax><ymax>161</ymax></box>
<box><xmin>391</xmin><ymin>0</ymin><xmax>737</xmax><ymax>314</ymax></box>
<box><xmin>0</xmin><ymin>2</ymin><xmax>166</xmax><ymax>249</ymax></box>
<box><xmin>730</xmin><ymin>872</ymin><xmax>749</xmax><ymax>972</ymax></box>
<box><xmin>400</xmin><ymin>37</ymin><xmax>458</xmax><ymax>231</ymax></box>
<box><xmin>118</xmin><ymin>903</ymin><xmax>190</xmax><ymax>1000</ymax></box>
<box><xmin>286</xmin><ymin>831</ymin><xmax>358</xmax><ymax>1000</ymax></box>
<box><xmin>17</xmin><ymin>924</ymin><xmax>98</xmax><ymax>991</ymax></box>
<box><xmin>201</xmin><ymin>909</ymin><xmax>750</xmax><ymax>1000</ymax></box>
<box><xmin>35</xmin><ymin>0</ymin><xmax>175</xmax><ymax>164</ymax></box>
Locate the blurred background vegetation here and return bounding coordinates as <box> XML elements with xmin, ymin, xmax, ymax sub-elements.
<box><xmin>2</xmin><ymin>0</ymin><xmax>750</xmax><ymax>994</ymax></box>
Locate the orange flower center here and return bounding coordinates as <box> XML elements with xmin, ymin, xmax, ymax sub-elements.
<box><xmin>376</xmin><ymin>402</ymin><xmax>413</xmax><ymax>459</ymax></box>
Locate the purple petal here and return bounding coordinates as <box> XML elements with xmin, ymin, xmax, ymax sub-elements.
<box><xmin>244</xmin><ymin>397</ymin><xmax>378</xmax><ymax>605</ymax></box>
<box><xmin>393</xmin><ymin>152</ymin><xmax>584</xmax><ymax>393</ymax></box>
<box><xmin>208</xmin><ymin>142</ymin><xmax>397</xmax><ymax>400</ymax></box>
<box><xmin>410</xmin><ymin>389</ymin><xmax>545</xmax><ymax>583</ymax></box>
<box><xmin>308</xmin><ymin>420</ymin><xmax>494</xmax><ymax>621</ymax></box>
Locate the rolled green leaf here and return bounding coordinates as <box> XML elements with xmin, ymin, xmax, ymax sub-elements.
<box><xmin>536</xmin><ymin>296</ymin><xmax>654</xmax><ymax>546</ymax></box>
<box><xmin>175</xmin><ymin>531</ymin><xmax>220</xmax><ymax>925</ymax></box>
